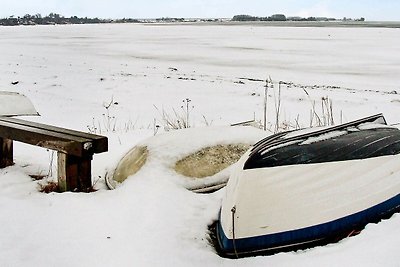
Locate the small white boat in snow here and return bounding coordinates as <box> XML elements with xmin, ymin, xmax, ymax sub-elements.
<box><xmin>0</xmin><ymin>91</ymin><xmax>38</xmax><ymax>117</ymax></box>
<box><xmin>215</xmin><ymin>114</ymin><xmax>400</xmax><ymax>257</ymax></box>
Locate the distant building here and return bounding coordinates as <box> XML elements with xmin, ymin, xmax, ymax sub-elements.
<box><xmin>315</xmin><ymin>17</ymin><xmax>329</xmax><ymax>21</ymax></box>
<box><xmin>287</xmin><ymin>16</ymin><xmax>302</xmax><ymax>21</ymax></box>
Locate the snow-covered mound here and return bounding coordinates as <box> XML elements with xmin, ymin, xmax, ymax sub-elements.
<box><xmin>106</xmin><ymin>126</ymin><xmax>267</xmax><ymax>192</ymax></box>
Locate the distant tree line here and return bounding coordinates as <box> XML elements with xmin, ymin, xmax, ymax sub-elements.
<box><xmin>0</xmin><ymin>13</ymin><xmax>142</xmax><ymax>26</ymax></box>
<box><xmin>232</xmin><ymin>14</ymin><xmax>288</xmax><ymax>21</ymax></box>
<box><xmin>0</xmin><ymin>13</ymin><xmax>222</xmax><ymax>26</ymax></box>
<box><xmin>232</xmin><ymin>14</ymin><xmax>366</xmax><ymax>22</ymax></box>
<box><xmin>0</xmin><ymin>13</ymin><xmax>366</xmax><ymax>26</ymax></box>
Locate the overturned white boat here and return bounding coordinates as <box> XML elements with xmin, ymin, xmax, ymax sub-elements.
<box><xmin>0</xmin><ymin>91</ymin><xmax>38</xmax><ymax>117</ymax></box>
<box><xmin>215</xmin><ymin>114</ymin><xmax>400</xmax><ymax>257</ymax></box>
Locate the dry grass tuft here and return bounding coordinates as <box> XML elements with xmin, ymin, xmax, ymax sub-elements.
<box><xmin>39</xmin><ymin>181</ymin><xmax>60</xmax><ymax>193</ymax></box>
<box><xmin>39</xmin><ymin>181</ymin><xmax>98</xmax><ymax>193</ymax></box>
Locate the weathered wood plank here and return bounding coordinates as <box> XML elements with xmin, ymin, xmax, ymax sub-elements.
<box><xmin>57</xmin><ymin>152</ymin><xmax>67</xmax><ymax>192</ymax></box>
<box><xmin>0</xmin><ymin>117</ymin><xmax>107</xmax><ymax>153</ymax></box>
<box><xmin>0</xmin><ymin>138</ymin><xmax>13</xmax><ymax>168</ymax></box>
<box><xmin>58</xmin><ymin>152</ymin><xmax>92</xmax><ymax>192</ymax></box>
<box><xmin>0</xmin><ymin>120</ymin><xmax>93</xmax><ymax>157</ymax></box>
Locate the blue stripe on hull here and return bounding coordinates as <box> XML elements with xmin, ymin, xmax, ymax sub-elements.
<box><xmin>217</xmin><ymin>193</ymin><xmax>400</xmax><ymax>256</ymax></box>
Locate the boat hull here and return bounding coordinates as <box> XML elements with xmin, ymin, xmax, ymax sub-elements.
<box><xmin>215</xmin><ymin>114</ymin><xmax>400</xmax><ymax>257</ymax></box>
<box><xmin>216</xmin><ymin>152</ymin><xmax>400</xmax><ymax>257</ymax></box>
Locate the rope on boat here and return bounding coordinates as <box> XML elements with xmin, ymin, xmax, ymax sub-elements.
<box><xmin>231</xmin><ymin>206</ymin><xmax>239</xmax><ymax>258</ymax></box>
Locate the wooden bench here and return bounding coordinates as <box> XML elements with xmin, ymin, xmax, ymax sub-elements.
<box><xmin>0</xmin><ymin>117</ymin><xmax>108</xmax><ymax>192</ymax></box>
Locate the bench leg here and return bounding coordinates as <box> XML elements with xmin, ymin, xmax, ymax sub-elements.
<box><xmin>0</xmin><ymin>138</ymin><xmax>13</xmax><ymax>168</ymax></box>
<box><xmin>57</xmin><ymin>152</ymin><xmax>92</xmax><ymax>192</ymax></box>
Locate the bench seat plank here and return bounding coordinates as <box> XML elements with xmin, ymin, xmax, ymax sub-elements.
<box><xmin>0</xmin><ymin>117</ymin><xmax>107</xmax><ymax>154</ymax></box>
<box><xmin>0</xmin><ymin>118</ymin><xmax>108</xmax><ymax>157</ymax></box>
<box><xmin>0</xmin><ymin>120</ymin><xmax>91</xmax><ymax>157</ymax></box>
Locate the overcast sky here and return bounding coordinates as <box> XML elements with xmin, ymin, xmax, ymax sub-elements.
<box><xmin>1</xmin><ymin>0</ymin><xmax>399</xmax><ymax>21</ymax></box>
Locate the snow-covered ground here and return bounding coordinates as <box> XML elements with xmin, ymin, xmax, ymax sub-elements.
<box><xmin>0</xmin><ymin>23</ymin><xmax>400</xmax><ymax>266</ymax></box>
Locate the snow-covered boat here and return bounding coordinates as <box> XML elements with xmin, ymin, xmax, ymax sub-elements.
<box><xmin>215</xmin><ymin>114</ymin><xmax>400</xmax><ymax>257</ymax></box>
<box><xmin>0</xmin><ymin>91</ymin><xmax>38</xmax><ymax>117</ymax></box>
